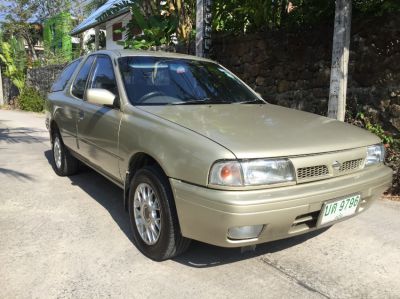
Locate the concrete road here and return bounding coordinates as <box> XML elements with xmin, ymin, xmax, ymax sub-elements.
<box><xmin>1</xmin><ymin>109</ymin><xmax>400</xmax><ymax>299</ymax></box>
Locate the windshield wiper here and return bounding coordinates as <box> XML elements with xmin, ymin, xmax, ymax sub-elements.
<box><xmin>169</xmin><ymin>98</ymin><xmax>231</xmax><ymax>105</ymax></box>
<box><xmin>234</xmin><ymin>98</ymin><xmax>266</xmax><ymax>104</ymax></box>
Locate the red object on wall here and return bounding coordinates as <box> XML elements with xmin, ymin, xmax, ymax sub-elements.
<box><xmin>112</xmin><ymin>22</ymin><xmax>122</xmax><ymax>41</ymax></box>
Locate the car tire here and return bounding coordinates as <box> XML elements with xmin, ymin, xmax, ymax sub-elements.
<box><xmin>51</xmin><ymin>131</ymin><xmax>79</xmax><ymax>176</ymax></box>
<box><xmin>128</xmin><ymin>166</ymin><xmax>190</xmax><ymax>261</ymax></box>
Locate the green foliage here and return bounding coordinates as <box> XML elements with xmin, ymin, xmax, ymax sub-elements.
<box><xmin>127</xmin><ymin>3</ymin><xmax>178</xmax><ymax>49</ymax></box>
<box><xmin>101</xmin><ymin>0</ymin><xmax>195</xmax><ymax>51</ymax></box>
<box><xmin>0</xmin><ymin>0</ymin><xmax>41</xmax><ymax>62</ymax></box>
<box><xmin>0</xmin><ymin>37</ymin><xmax>26</xmax><ymax>92</ymax></box>
<box><xmin>356</xmin><ymin>112</ymin><xmax>395</xmax><ymax>146</ymax></box>
<box><xmin>353</xmin><ymin>0</ymin><xmax>400</xmax><ymax>16</ymax></box>
<box><xmin>213</xmin><ymin>0</ymin><xmax>400</xmax><ymax>34</ymax></box>
<box><xmin>101</xmin><ymin>0</ymin><xmax>179</xmax><ymax>50</ymax></box>
<box><xmin>350</xmin><ymin>111</ymin><xmax>399</xmax><ymax>196</ymax></box>
<box><xmin>213</xmin><ymin>0</ymin><xmax>332</xmax><ymax>33</ymax></box>
<box><xmin>43</xmin><ymin>12</ymin><xmax>74</xmax><ymax>62</ymax></box>
<box><xmin>18</xmin><ymin>86</ymin><xmax>45</xmax><ymax>112</ymax></box>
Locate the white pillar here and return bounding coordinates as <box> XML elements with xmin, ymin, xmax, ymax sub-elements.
<box><xmin>327</xmin><ymin>0</ymin><xmax>352</xmax><ymax>121</ymax></box>
<box><xmin>95</xmin><ymin>26</ymin><xmax>100</xmax><ymax>51</ymax></box>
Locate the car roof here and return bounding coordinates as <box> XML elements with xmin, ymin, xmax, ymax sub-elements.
<box><xmin>89</xmin><ymin>49</ymin><xmax>215</xmax><ymax>63</ymax></box>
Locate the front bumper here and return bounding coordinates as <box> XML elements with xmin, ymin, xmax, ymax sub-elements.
<box><xmin>170</xmin><ymin>165</ymin><xmax>392</xmax><ymax>247</ymax></box>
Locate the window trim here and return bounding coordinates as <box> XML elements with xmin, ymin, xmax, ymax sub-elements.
<box><xmin>85</xmin><ymin>54</ymin><xmax>120</xmax><ymax>108</ymax></box>
<box><xmin>50</xmin><ymin>58</ymin><xmax>82</xmax><ymax>92</ymax></box>
<box><xmin>70</xmin><ymin>55</ymin><xmax>96</xmax><ymax>101</ymax></box>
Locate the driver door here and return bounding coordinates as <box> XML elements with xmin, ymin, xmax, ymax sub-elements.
<box><xmin>76</xmin><ymin>55</ymin><xmax>123</xmax><ymax>182</ymax></box>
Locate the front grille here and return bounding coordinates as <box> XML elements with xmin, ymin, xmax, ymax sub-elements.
<box><xmin>339</xmin><ymin>158</ymin><xmax>363</xmax><ymax>172</ymax></box>
<box><xmin>297</xmin><ymin>165</ymin><xmax>329</xmax><ymax>180</ymax></box>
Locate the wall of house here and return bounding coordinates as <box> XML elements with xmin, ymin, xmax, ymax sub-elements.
<box><xmin>105</xmin><ymin>13</ymin><xmax>131</xmax><ymax>50</ymax></box>
<box><xmin>212</xmin><ymin>15</ymin><xmax>400</xmax><ymax>134</ymax></box>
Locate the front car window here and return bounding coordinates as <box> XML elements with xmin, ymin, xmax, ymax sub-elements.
<box><xmin>51</xmin><ymin>58</ymin><xmax>82</xmax><ymax>92</ymax></box>
<box><xmin>118</xmin><ymin>56</ymin><xmax>264</xmax><ymax>105</ymax></box>
<box><xmin>71</xmin><ymin>56</ymin><xmax>95</xmax><ymax>99</ymax></box>
<box><xmin>89</xmin><ymin>55</ymin><xmax>118</xmax><ymax>96</ymax></box>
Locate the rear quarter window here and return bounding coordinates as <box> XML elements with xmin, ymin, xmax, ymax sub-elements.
<box><xmin>50</xmin><ymin>59</ymin><xmax>82</xmax><ymax>92</ymax></box>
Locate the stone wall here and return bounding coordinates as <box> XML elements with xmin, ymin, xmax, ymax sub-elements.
<box><xmin>212</xmin><ymin>15</ymin><xmax>400</xmax><ymax>134</ymax></box>
<box><xmin>1</xmin><ymin>76</ymin><xmax>19</xmax><ymax>105</ymax></box>
<box><xmin>1</xmin><ymin>64</ymin><xmax>66</xmax><ymax>106</ymax></box>
<box><xmin>26</xmin><ymin>64</ymin><xmax>66</xmax><ymax>96</ymax></box>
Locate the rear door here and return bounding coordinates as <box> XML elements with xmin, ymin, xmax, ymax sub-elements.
<box><xmin>49</xmin><ymin>58</ymin><xmax>82</xmax><ymax>151</ymax></box>
<box><xmin>76</xmin><ymin>54</ymin><xmax>123</xmax><ymax>182</ymax></box>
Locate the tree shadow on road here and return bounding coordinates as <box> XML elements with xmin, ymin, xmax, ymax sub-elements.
<box><xmin>44</xmin><ymin>149</ymin><xmax>329</xmax><ymax>268</ymax></box>
<box><xmin>0</xmin><ymin>125</ymin><xmax>48</xmax><ymax>144</ymax></box>
<box><xmin>0</xmin><ymin>167</ymin><xmax>35</xmax><ymax>181</ymax></box>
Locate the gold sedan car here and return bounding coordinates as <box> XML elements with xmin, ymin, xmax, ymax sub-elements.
<box><xmin>46</xmin><ymin>50</ymin><xmax>392</xmax><ymax>261</ymax></box>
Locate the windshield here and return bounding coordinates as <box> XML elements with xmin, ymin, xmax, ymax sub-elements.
<box><xmin>118</xmin><ymin>56</ymin><xmax>265</xmax><ymax>105</ymax></box>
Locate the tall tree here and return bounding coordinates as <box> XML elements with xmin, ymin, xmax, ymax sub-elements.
<box><xmin>327</xmin><ymin>0</ymin><xmax>352</xmax><ymax>121</ymax></box>
<box><xmin>0</xmin><ymin>0</ymin><xmax>39</xmax><ymax>61</ymax></box>
<box><xmin>34</xmin><ymin>0</ymin><xmax>72</xmax><ymax>21</ymax></box>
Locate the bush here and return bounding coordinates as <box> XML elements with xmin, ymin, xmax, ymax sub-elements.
<box><xmin>18</xmin><ymin>86</ymin><xmax>45</xmax><ymax>112</ymax></box>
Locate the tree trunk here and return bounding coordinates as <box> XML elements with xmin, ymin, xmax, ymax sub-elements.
<box><xmin>327</xmin><ymin>0</ymin><xmax>352</xmax><ymax>121</ymax></box>
<box><xmin>24</xmin><ymin>35</ymin><xmax>38</xmax><ymax>62</ymax></box>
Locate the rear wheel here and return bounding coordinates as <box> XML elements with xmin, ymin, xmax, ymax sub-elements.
<box><xmin>128</xmin><ymin>166</ymin><xmax>190</xmax><ymax>261</ymax></box>
<box><xmin>51</xmin><ymin>131</ymin><xmax>79</xmax><ymax>176</ymax></box>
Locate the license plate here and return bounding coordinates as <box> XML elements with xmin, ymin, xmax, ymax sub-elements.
<box><xmin>319</xmin><ymin>194</ymin><xmax>361</xmax><ymax>225</ymax></box>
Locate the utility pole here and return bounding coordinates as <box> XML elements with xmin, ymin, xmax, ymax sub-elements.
<box><xmin>327</xmin><ymin>0</ymin><xmax>352</xmax><ymax>121</ymax></box>
<box><xmin>196</xmin><ymin>0</ymin><xmax>212</xmax><ymax>58</ymax></box>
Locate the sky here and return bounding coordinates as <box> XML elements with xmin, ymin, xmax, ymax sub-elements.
<box><xmin>0</xmin><ymin>0</ymin><xmax>96</xmax><ymax>24</ymax></box>
<box><xmin>0</xmin><ymin>0</ymin><xmax>9</xmax><ymax>22</ymax></box>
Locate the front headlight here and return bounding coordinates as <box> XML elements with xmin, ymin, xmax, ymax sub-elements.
<box><xmin>209</xmin><ymin>159</ymin><xmax>295</xmax><ymax>187</ymax></box>
<box><xmin>366</xmin><ymin>144</ymin><xmax>385</xmax><ymax>166</ymax></box>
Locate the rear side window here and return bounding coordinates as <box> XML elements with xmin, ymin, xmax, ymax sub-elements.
<box><xmin>50</xmin><ymin>59</ymin><xmax>81</xmax><ymax>92</ymax></box>
<box><xmin>71</xmin><ymin>56</ymin><xmax>95</xmax><ymax>99</ymax></box>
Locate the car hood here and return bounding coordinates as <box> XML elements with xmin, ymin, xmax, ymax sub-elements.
<box><xmin>139</xmin><ymin>104</ymin><xmax>380</xmax><ymax>159</ymax></box>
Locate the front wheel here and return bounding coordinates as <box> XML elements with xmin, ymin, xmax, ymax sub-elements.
<box><xmin>128</xmin><ymin>166</ymin><xmax>190</xmax><ymax>261</ymax></box>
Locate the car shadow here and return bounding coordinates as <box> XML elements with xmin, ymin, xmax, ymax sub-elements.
<box><xmin>44</xmin><ymin>150</ymin><xmax>132</xmax><ymax>240</ymax></box>
<box><xmin>44</xmin><ymin>150</ymin><xmax>329</xmax><ymax>268</ymax></box>
<box><xmin>174</xmin><ymin>228</ymin><xmax>329</xmax><ymax>268</ymax></box>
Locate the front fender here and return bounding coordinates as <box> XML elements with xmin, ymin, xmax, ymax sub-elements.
<box><xmin>118</xmin><ymin>106</ymin><xmax>236</xmax><ymax>187</ymax></box>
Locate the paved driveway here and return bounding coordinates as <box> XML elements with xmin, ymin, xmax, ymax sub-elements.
<box><xmin>1</xmin><ymin>109</ymin><xmax>400</xmax><ymax>299</ymax></box>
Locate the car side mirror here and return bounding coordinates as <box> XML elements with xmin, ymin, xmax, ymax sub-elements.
<box><xmin>86</xmin><ymin>88</ymin><xmax>116</xmax><ymax>107</ymax></box>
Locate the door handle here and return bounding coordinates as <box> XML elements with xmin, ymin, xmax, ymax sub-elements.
<box><xmin>78</xmin><ymin>110</ymin><xmax>84</xmax><ymax>121</ymax></box>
